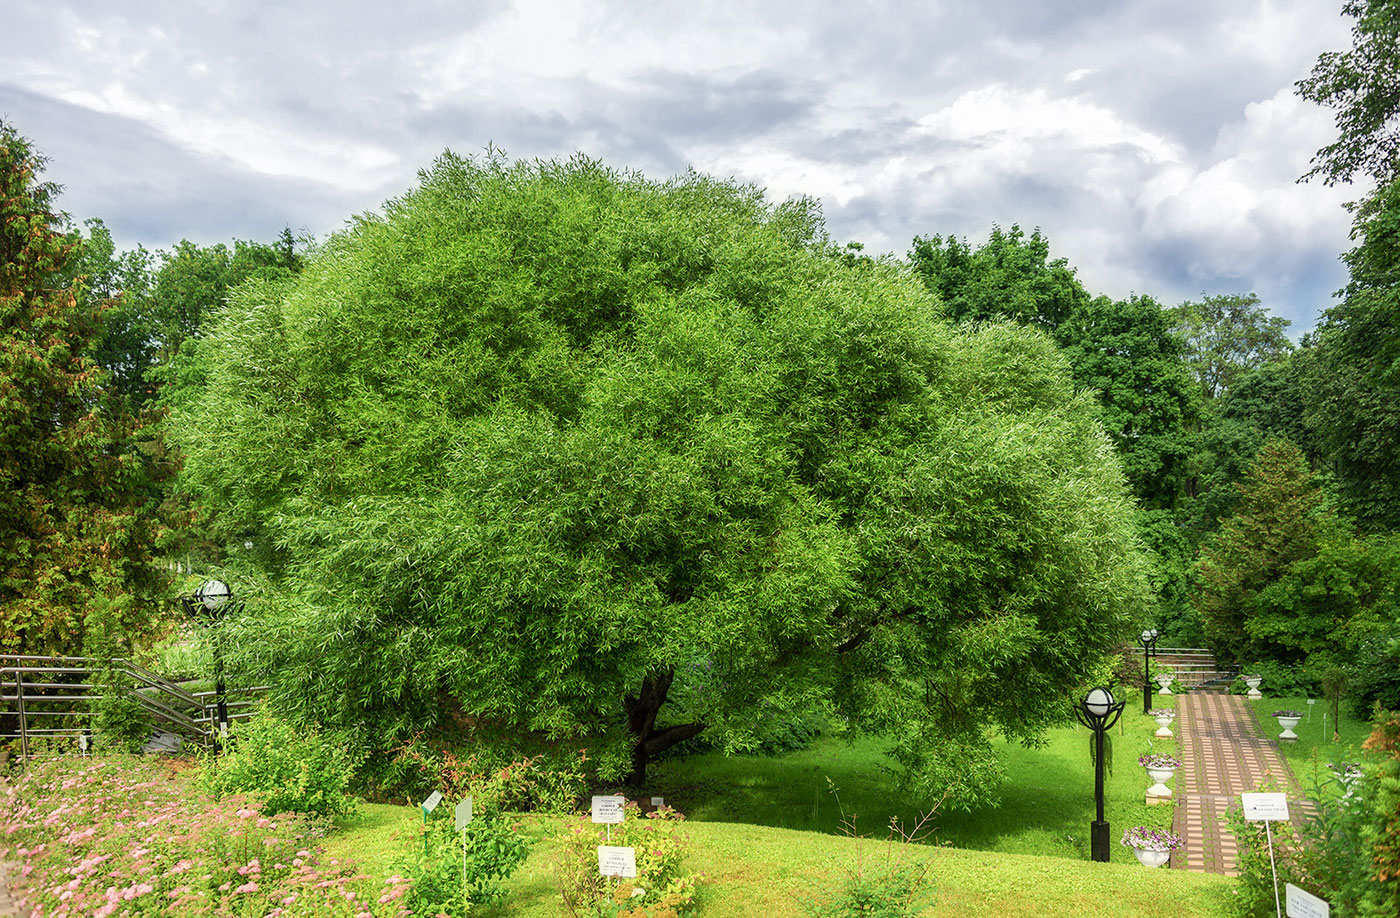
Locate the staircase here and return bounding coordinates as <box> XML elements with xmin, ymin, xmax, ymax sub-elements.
<box><xmin>1154</xmin><ymin>648</ymin><xmax>1237</xmax><ymax>692</ymax></box>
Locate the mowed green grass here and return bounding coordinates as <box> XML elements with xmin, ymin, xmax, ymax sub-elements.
<box><xmin>646</xmin><ymin>697</ymin><xmax>1177</xmax><ymax>865</ymax></box>
<box><xmin>322</xmin><ymin>696</ymin><xmax>1219</xmax><ymax>918</ymax></box>
<box><xmin>326</xmin><ymin>806</ymin><xmax>1234</xmax><ymax>918</ymax></box>
<box><xmin>1247</xmin><ymin>693</ymin><xmax>1375</xmax><ymax>795</ymax></box>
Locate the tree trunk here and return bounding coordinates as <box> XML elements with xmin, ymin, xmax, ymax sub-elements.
<box><xmin>622</xmin><ymin>669</ymin><xmax>706</xmax><ymax>786</ymax></box>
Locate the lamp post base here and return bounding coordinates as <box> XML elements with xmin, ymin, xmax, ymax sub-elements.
<box><xmin>1091</xmin><ymin>820</ymin><xmax>1111</xmax><ymax>862</ymax></box>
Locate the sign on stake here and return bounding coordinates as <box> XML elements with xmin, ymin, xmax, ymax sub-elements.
<box><xmin>1242</xmin><ymin>793</ymin><xmax>1291</xmax><ymax>918</ymax></box>
<box><xmin>597</xmin><ymin>845</ymin><xmax>637</xmax><ymax>878</ymax></box>
<box><xmin>455</xmin><ymin>796</ymin><xmax>473</xmax><ymax>831</ymax></box>
<box><xmin>1285</xmin><ymin>883</ymin><xmax>1330</xmax><ymax>918</ymax></box>
<box><xmin>591</xmin><ymin>795</ymin><xmax>625</xmax><ymax>824</ymax></box>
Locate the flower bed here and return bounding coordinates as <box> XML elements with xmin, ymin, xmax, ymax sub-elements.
<box><xmin>1</xmin><ymin>755</ymin><xmax>410</xmax><ymax>918</ymax></box>
<box><xmin>1147</xmin><ymin>709</ymin><xmax>1175</xmax><ymax>718</ymax></box>
<box><xmin>1120</xmin><ymin>826</ymin><xmax>1184</xmax><ymax>850</ymax></box>
<box><xmin>1137</xmin><ymin>753</ymin><xmax>1181</xmax><ymax>770</ymax></box>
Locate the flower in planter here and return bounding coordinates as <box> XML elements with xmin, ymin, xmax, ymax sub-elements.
<box><xmin>1138</xmin><ymin>753</ymin><xmax>1182</xmax><ymax>769</ymax></box>
<box><xmin>1120</xmin><ymin>826</ymin><xmax>1184</xmax><ymax>850</ymax></box>
<box><xmin>1272</xmin><ymin>710</ymin><xmax>1303</xmax><ymax>718</ymax></box>
<box><xmin>1147</xmin><ymin>709</ymin><xmax>1175</xmax><ymax>718</ymax></box>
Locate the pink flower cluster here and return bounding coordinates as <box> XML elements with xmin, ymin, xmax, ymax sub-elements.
<box><xmin>1</xmin><ymin>755</ymin><xmax>414</xmax><ymax>918</ymax></box>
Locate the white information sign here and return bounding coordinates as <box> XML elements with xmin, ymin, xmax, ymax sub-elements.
<box><xmin>650</xmin><ymin>796</ymin><xmax>665</xmax><ymax>807</ymax></box>
<box><xmin>1286</xmin><ymin>883</ymin><xmax>1330</xmax><ymax>918</ymax></box>
<box><xmin>455</xmin><ymin>796</ymin><xmax>473</xmax><ymax>831</ymax></box>
<box><xmin>591</xmin><ymin>795</ymin><xmax>626</xmax><ymax>824</ymax></box>
<box><xmin>1241</xmin><ymin>792</ymin><xmax>1290</xmax><ymax>822</ymax></box>
<box><xmin>421</xmin><ymin>791</ymin><xmax>443</xmax><ymax>814</ymax></box>
<box><xmin>597</xmin><ymin>845</ymin><xmax>638</xmax><ymax>878</ymax></box>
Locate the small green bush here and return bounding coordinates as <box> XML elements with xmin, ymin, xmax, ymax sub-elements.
<box><xmin>556</xmin><ymin>802</ymin><xmax>700</xmax><ymax>917</ymax></box>
<box><xmin>398</xmin><ymin>806</ymin><xmax>532</xmax><ymax>915</ymax></box>
<box><xmin>799</xmin><ymin>815</ymin><xmax>936</xmax><ymax>918</ymax></box>
<box><xmin>200</xmin><ymin>712</ymin><xmax>358</xmax><ymax>818</ymax></box>
<box><xmin>384</xmin><ymin>733</ymin><xmax>589</xmax><ymax>813</ymax></box>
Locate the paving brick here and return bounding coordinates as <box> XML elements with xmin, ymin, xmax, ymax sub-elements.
<box><xmin>1169</xmin><ymin>693</ymin><xmax>1299</xmax><ymax>874</ymax></box>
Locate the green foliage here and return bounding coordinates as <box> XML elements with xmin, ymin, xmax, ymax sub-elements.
<box><xmin>176</xmin><ymin>152</ymin><xmax>1149</xmax><ymax>799</ymax></box>
<box><xmin>908</xmin><ymin>224</ymin><xmax>1090</xmax><ymax>332</ymax></box>
<box><xmin>1171</xmin><ymin>293</ymin><xmax>1292</xmax><ymax>404</ymax></box>
<box><xmin>1057</xmin><ymin>294</ymin><xmax>1201</xmax><ymax>511</ymax></box>
<box><xmin>0</xmin><ymin>119</ymin><xmax>171</xmax><ymax>655</ymax></box>
<box><xmin>1359</xmin><ymin>712</ymin><xmax>1400</xmax><ymax>916</ymax></box>
<box><xmin>1303</xmin><ymin>179</ymin><xmax>1400</xmax><ymax>532</ymax></box>
<box><xmin>1195</xmin><ymin>440</ymin><xmax>1330</xmax><ymax>665</ymax></box>
<box><xmin>382</xmin><ymin>735</ymin><xmax>589</xmax><ymax>814</ymax></box>
<box><xmin>1297</xmin><ymin>0</ymin><xmax>1400</xmax><ymax>187</ymax></box>
<box><xmin>1351</xmin><ymin>623</ymin><xmax>1400</xmax><ymax>717</ymax></box>
<box><xmin>556</xmin><ymin>804</ymin><xmax>699</xmax><ymax>917</ymax></box>
<box><xmin>799</xmin><ymin>830</ymin><xmax>934</xmax><ymax>918</ymax></box>
<box><xmin>199</xmin><ymin>711</ymin><xmax>359</xmax><ymax>818</ymax></box>
<box><xmin>399</xmin><ymin>807</ymin><xmax>532</xmax><ymax>916</ymax></box>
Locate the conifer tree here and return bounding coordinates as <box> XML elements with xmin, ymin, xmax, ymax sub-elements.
<box><xmin>0</xmin><ymin>120</ymin><xmax>169</xmax><ymax>654</ymax></box>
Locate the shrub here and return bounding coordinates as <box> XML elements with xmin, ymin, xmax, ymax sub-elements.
<box><xmin>384</xmin><ymin>734</ymin><xmax>589</xmax><ymax>813</ymax></box>
<box><xmin>200</xmin><ymin>711</ymin><xmax>358</xmax><ymax>818</ymax></box>
<box><xmin>798</xmin><ymin>814</ymin><xmax>936</xmax><ymax>918</ymax></box>
<box><xmin>556</xmin><ymin>802</ymin><xmax>700</xmax><ymax>917</ymax></box>
<box><xmin>1349</xmin><ymin>626</ymin><xmax>1400</xmax><ymax>718</ymax></box>
<box><xmin>397</xmin><ymin>806</ymin><xmax>532</xmax><ymax>915</ymax></box>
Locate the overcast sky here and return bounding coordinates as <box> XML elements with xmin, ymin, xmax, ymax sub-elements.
<box><xmin>1</xmin><ymin>0</ymin><xmax>1365</xmax><ymax>336</ymax></box>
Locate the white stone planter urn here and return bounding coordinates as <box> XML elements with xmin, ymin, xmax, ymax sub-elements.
<box><xmin>1154</xmin><ymin>672</ymin><xmax>1175</xmax><ymax>695</ymax></box>
<box><xmin>1121</xmin><ymin>826</ymin><xmax>1182</xmax><ymax>867</ymax></box>
<box><xmin>1273</xmin><ymin>710</ymin><xmax>1302</xmax><ymax>741</ymax></box>
<box><xmin>1150</xmin><ymin>709</ymin><xmax>1175</xmax><ymax>738</ymax></box>
<box><xmin>1140</xmin><ymin>754</ymin><xmax>1180</xmax><ymax>802</ymax></box>
<box><xmin>1132</xmin><ymin>846</ymin><xmax>1172</xmax><ymax>868</ymax></box>
<box><xmin>1245</xmin><ymin>674</ymin><xmax>1263</xmax><ymax>700</ymax></box>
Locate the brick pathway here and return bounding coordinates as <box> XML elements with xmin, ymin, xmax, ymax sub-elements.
<box><xmin>1170</xmin><ymin>692</ymin><xmax>1298</xmax><ymax>874</ymax></box>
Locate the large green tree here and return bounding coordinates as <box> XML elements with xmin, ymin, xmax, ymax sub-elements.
<box><xmin>1296</xmin><ymin>1</ymin><xmax>1400</xmax><ymax>531</ymax></box>
<box><xmin>175</xmin><ymin>154</ymin><xmax>1150</xmax><ymax>797</ymax></box>
<box><xmin>0</xmin><ymin>121</ymin><xmax>169</xmax><ymax>654</ymax></box>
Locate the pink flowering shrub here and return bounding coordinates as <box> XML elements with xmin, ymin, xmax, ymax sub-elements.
<box><xmin>0</xmin><ymin>755</ymin><xmax>411</xmax><ymax>917</ymax></box>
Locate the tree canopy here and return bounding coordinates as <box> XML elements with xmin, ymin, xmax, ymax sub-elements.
<box><xmin>0</xmin><ymin>121</ymin><xmax>169</xmax><ymax>654</ymax></box>
<box><xmin>174</xmin><ymin>153</ymin><xmax>1150</xmax><ymax>799</ymax></box>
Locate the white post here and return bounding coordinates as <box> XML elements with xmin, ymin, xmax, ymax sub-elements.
<box><xmin>1265</xmin><ymin>820</ymin><xmax>1282</xmax><ymax>918</ymax></box>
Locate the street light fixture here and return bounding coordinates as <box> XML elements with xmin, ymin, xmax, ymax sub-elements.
<box><xmin>1138</xmin><ymin>628</ymin><xmax>1160</xmax><ymax>714</ymax></box>
<box><xmin>180</xmin><ymin>579</ymin><xmax>242</xmax><ymax>747</ymax></box>
<box><xmin>1074</xmin><ymin>685</ymin><xmax>1125</xmax><ymax>863</ymax></box>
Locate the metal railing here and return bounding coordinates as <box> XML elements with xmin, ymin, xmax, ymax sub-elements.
<box><xmin>1</xmin><ymin>655</ymin><xmax>267</xmax><ymax>761</ymax></box>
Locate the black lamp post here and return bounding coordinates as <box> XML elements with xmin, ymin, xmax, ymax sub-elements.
<box><xmin>1074</xmin><ymin>685</ymin><xmax>1125</xmax><ymax>863</ymax></box>
<box><xmin>1139</xmin><ymin>628</ymin><xmax>1160</xmax><ymax>714</ymax></box>
<box><xmin>180</xmin><ymin>580</ymin><xmax>242</xmax><ymax>746</ymax></box>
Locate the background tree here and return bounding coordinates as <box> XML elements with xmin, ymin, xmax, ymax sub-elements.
<box><xmin>175</xmin><ymin>153</ymin><xmax>1150</xmax><ymax>799</ymax></box>
<box><xmin>908</xmin><ymin>224</ymin><xmax>1090</xmax><ymax>332</ymax></box>
<box><xmin>1194</xmin><ymin>440</ymin><xmax>1329</xmax><ymax>664</ymax></box>
<box><xmin>1297</xmin><ymin>0</ymin><xmax>1400</xmax><ymax>187</ymax></box>
<box><xmin>0</xmin><ymin>120</ymin><xmax>169</xmax><ymax>654</ymax></box>
<box><xmin>1171</xmin><ymin>293</ymin><xmax>1293</xmax><ymax>404</ymax></box>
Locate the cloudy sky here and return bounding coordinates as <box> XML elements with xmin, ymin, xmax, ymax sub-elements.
<box><xmin>1</xmin><ymin>0</ymin><xmax>1365</xmax><ymax>335</ymax></box>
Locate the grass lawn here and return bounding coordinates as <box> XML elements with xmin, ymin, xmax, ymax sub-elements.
<box><xmin>1246</xmin><ymin>693</ymin><xmax>1376</xmax><ymax>795</ymax></box>
<box><xmin>326</xmin><ymin>804</ymin><xmax>1234</xmax><ymax>918</ymax></box>
<box><xmin>644</xmin><ymin>696</ymin><xmax>1177</xmax><ymax>865</ymax></box>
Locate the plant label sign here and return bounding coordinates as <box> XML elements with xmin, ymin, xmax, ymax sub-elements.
<box><xmin>455</xmin><ymin>796</ymin><xmax>473</xmax><ymax>831</ymax></box>
<box><xmin>1241</xmin><ymin>792</ymin><xmax>1290</xmax><ymax>822</ymax></box>
<box><xmin>1286</xmin><ymin>883</ymin><xmax>1330</xmax><ymax>918</ymax></box>
<box><xmin>650</xmin><ymin>797</ymin><xmax>665</xmax><ymax>807</ymax></box>
<box><xmin>591</xmin><ymin>795</ymin><xmax>626</xmax><ymax>824</ymax></box>
<box><xmin>421</xmin><ymin>791</ymin><xmax>443</xmax><ymax>815</ymax></box>
<box><xmin>597</xmin><ymin>845</ymin><xmax>637</xmax><ymax>878</ymax></box>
